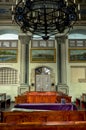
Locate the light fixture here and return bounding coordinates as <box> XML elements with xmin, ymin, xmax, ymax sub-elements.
<box><xmin>12</xmin><ymin>0</ymin><xmax>77</xmax><ymax>40</ymax></box>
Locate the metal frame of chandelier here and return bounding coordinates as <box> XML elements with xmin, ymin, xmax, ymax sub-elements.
<box><xmin>12</xmin><ymin>0</ymin><xmax>77</xmax><ymax>40</ymax></box>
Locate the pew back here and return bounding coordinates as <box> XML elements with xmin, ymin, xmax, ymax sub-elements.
<box><xmin>2</xmin><ymin>111</ymin><xmax>86</xmax><ymax>123</ymax></box>
<box><xmin>0</xmin><ymin>121</ymin><xmax>86</xmax><ymax>130</ymax></box>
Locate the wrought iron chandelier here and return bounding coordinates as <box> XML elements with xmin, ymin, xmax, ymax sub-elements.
<box><xmin>12</xmin><ymin>0</ymin><xmax>77</xmax><ymax>40</ymax></box>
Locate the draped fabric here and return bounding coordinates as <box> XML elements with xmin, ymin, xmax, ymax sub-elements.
<box><xmin>14</xmin><ymin>103</ymin><xmax>77</xmax><ymax>111</ymax></box>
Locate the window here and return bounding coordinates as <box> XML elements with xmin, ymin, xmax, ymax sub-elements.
<box><xmin>0</xmin><ymin>67</ymin><xmax>18</xmax><ymax>84</ymax></box>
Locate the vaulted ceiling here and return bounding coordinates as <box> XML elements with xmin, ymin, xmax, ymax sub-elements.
<box><xmin>0</xmin><ymin>0</ymin><xmax>86</xmax><ymax>25</ymax></box>
<box><xmin>0</xmin><ymin>0</ymin><xmax>15</xmax><ymax>25</ymax></box>
<box><xmin>0</xmin><ymin>0</ymin><xmax>86</xmax><ymax>36</ymax></box>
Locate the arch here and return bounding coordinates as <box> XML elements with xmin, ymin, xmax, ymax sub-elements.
<box><xmin>0</xmin><ymin>33</ymin><xmax>18</xmax><ymax>40</ymax></box>
<box><xmin>35</xmin><ymin>66</ymin><xmax>52</xmax><ymax>74</ymax></box>
<box><xmin>0</xmin><ymin>26</ymin><xmax>20</xmax><ymax>35</ymax></box>
<box><xmin>0</xmin><ymin>27</ymin><xmax>19</xmax><ymax>40</ymax></box>
<box><xmin>68</xmin><ymin>29</ymin><xmax>86</xmax><ymax>39</ymax></box>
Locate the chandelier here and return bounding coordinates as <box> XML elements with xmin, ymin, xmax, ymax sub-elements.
<box><xmin>12</xmin><ymin>0</ymin><xmax>77</xmax><ymax>40</ymax></box>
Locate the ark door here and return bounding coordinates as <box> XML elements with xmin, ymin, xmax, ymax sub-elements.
<box><xmin>35</xmin><ymin>67</ymin><xmax>51</xmax><ymax>91</ymax></box>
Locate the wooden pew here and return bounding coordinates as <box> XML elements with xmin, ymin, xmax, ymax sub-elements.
<box><xmin>15</xmin><ymin>91</ymin><xmax>72</xmax><ymax>104</ymax></box>
<box><xmin>2</xmin><ymin>111</ymin><xmax>86</xmax><ymax>123</ymax></box>
<box><xmin>0</xmin><ymin>121</ymin><xmax>86</xmax><ymax>130</ymax></box>
<box><xmin>15</xmin><ymin>95</ymin><xmax>27</xmax><ymax>104</ymax></box>
<box><xmin>56</xmin><ymin>95</ymin><xmax>72</xmax><ymax>103</ymax></box>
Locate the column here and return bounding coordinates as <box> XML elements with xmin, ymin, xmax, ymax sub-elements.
<box><xmin>19</xmin><ymin>34</ymin><xmax>31</xmax><ymax>86</ymax></box>
<box><xmin>56</xmin><ymin>38</ymin><xmax>61</xmax><ymax>83</ymax></box>
<box><xmin>55</xmin><ymin>36</ymin><xmax>69</xmax><ymax>94</ymax></box>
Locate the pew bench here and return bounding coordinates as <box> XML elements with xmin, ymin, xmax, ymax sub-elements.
<box><xmin>2</xmin><ymin>110</ymin><xmax>86</xmax><ymax>123</ymax></box>
<box><xmin>0</xmin><ymin>121</ymin><xmax>86</xmax><ymax>130</ymax></box>
<box><xmin>15</xmin><ymin>91</ymin><xmax>72</xmax><ymax>104</ymax></box>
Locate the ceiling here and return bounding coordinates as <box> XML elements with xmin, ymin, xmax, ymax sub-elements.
<box><xmin>0</xmin><ymin>0</ymin><xmax>86</xmax><ymax>30</ymax></box>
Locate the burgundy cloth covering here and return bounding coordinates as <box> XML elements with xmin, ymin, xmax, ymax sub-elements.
<box><xmin>14</xmin><ymin>103</ymin><xmax>77</xmax><ymax>111</ymax></box>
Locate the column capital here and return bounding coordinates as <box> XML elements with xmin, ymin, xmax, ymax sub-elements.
<box><xmin>55</xmin><ymin>35</ymin><xmax>68</xmax><ymax>44</ymax></box>
<box><xmin>19</xmin><ymin>34</ymin><xmax>31</xmax><ymax>44</ymax></box>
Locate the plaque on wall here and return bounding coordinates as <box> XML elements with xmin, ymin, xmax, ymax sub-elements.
<box><xmin>0</xmin><ymin>40</ymin><xmax>18</xmax><ymax>48</ymax></box>
<box><xmin>3</xmin><ymin>41</ymin><xmax>10</xmax><ymax>47</ymax></box>
<box><xmin>39</xmin><ymin>40</ymin><xmax>47</xmax><ymax>47</ymax></box>
<box><xmin>11</xmin><ymin>41</ymin><xmax>18</xmax><ymax>48</ymax></box>
<box><xmin>31</xmin><ymin>40</ymin><xmax>39</xmax><ymax>48</ymax></box>
<box><xmin>31</xmin><ymin>40</ymin><xmax>55</xmax><ymax>48</ymax></box>
<box><xmin>76</xmin><ymin>40</ymin><xmax>84</xmax><ymax>47</ymax></box>
<box><xmin>47</xmin><ymin>40</ymin><xmax>55</xmax><ymax>48</ymax></box>
<box><xmin>69</xmin><ymin>40</ymin><xmax>76</xmax><ymax>47</ymax></box>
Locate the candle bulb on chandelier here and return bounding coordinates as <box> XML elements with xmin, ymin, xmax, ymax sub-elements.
<box><xmin>13</xmin><ymin>0</ymin><xmax>77</xmax><ymax>40</ymax></box>
<box><xmin>65</xmin><ymin>0</ymin><xmax>68</xmax><ymax>6</ymax></box>
<box><xmin>12</xmin><ymin>5</ymin><xmax>13</xmax><ymax>11</ymax></box>
<box><xmin>16</xmin><ymin>0</ymin><xmax>18</xmax><ymax>5</ymax></box>
<box><xmin>78</xmin><ymin>4</ymin><xmax>81</xmax><ymax>19</ymax></box>
<box><xmin>74</xmin><ymin>0</ymin><xmax>76</xmax><ymax>3</ymax></box>
<box><xmin>12</xmin><ymin>15</ymin><xmax>14</xmax><ymax>21</ymax></box>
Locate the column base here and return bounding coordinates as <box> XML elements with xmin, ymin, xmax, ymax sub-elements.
<box><xmin>57</xmin><ymin>83</ymin><xmax>69</xmax><ymax>95</ymax></box>
<box><xmin>18</xmin><ymin>84</ymin><xmax>29</xmax><ymax>95</ymax></box>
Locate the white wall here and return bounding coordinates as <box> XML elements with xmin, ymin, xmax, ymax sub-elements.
<box><xmin>29</xmin><ymin>40</ymin><xmax>58</xmax><ymax>88</ymax></box>
<box><xmin>0</xmin><ymin>29</ymin><xmax>21</xmax><ymax>101</ymax></box>
<box><xmin>67</xmin><ymin>30</ymin><xmax>86</xmax><ymax>101</ymax></box>
<box><xmin>0</xmin><ymin>27</ymin><xmax>86</xmax><ymax>102</ymax></box>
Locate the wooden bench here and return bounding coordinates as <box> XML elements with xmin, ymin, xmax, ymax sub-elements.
<box><xmin>15</xmin><ymin>91</ymin><xmax>72</xmax><ymax>104</ymax></box>
<box><xmin>0</xmin><ymin>121</ymin><xmax>86</xmax><ymax>130</ymax></box>
<box><xmin>2</xmin><ymin>111</ymin><xmax>86</xmax><ymax>123</ymax></box>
